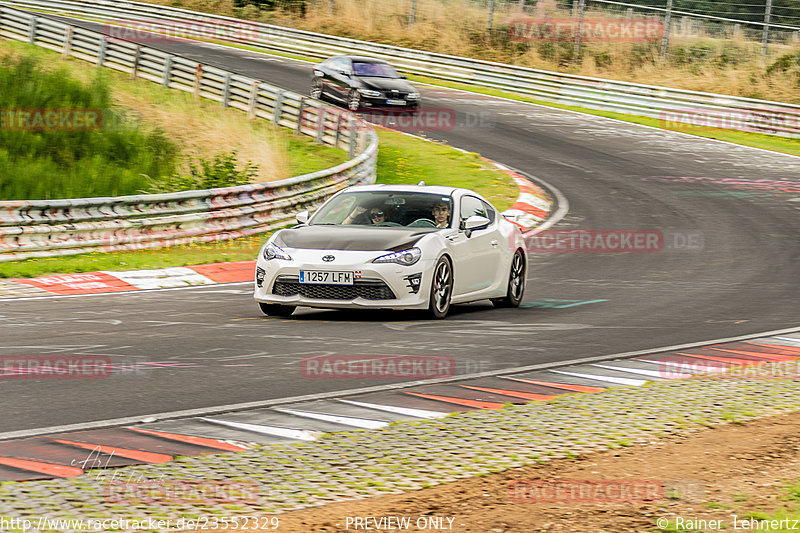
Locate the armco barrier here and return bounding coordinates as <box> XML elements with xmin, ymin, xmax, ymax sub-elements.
<box><xmin>4</xmin><ymin>0</ymin><xmax>800</xmax><ymax>137</ymax></box>
<box><xmin>0</xmin><ymin>5</ymin><xmax>378</xmax><ymax>262</ymax></box>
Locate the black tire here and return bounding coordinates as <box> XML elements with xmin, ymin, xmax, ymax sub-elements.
<box><xmin>259</xmin><ymin>302</ymin><xmax>296</xmax><ymax>317</ymax></box>
<box><xmin>492</xmin><ymin>250</ymin><xmax>525</xmax><ymax>308</ymax></box>
<box><xmin>347</xmin><ymin>89</ymin><xmax>361</xmax><ymax>111</ymax></box>
<box><xmin>310</xmin><ymin>78</ymin><xmax>323</xmax><ymax>99</ymax></box>
<box><xmin>428</xmin><ymin>257</ymin><xmax>453</xmax><ymax>319</ymax></box>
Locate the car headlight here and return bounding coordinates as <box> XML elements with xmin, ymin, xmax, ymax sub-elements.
<box><xmin>407</xmin><ymin>92</ymin><xmax>420</xmax><ymax>99</ymax></box>
<box><xmin>358</xmin><ymin>88</ymin><xmax>382</xmax><ymax>97</ymax></box>
<box><xmin>373</xmin><ymin>247</ymin><xmax>421</xmax><ymax>266</ymax></box>
<box><xmin>263</xmin><ymin>242</ymin><xmax>291</xmax><ymax>261</ymax></box>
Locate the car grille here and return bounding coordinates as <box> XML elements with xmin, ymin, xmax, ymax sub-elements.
<box><xmin>272</xmin><ymin>276</ymin><xmax>396</xmax><ymax>300</ymax></box>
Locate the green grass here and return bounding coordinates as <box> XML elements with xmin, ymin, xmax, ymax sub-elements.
<box><xmin>0</xmin><ymin>54</ymin><xmax>178</xmax><ymax>200</ymax></box>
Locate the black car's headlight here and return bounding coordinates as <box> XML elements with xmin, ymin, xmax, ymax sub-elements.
<box><xmin>407</xmin><ymin>92</ymin><xmax>420</xmax><ymax>100</ymax></box>
<box><xmin>357</xmin><ymin>88</ymin><xmax>382</xmax><ymax>97</ymax></box>
<box><xmin>373</xmin><ymin>247</ymin><xmax>421</xmax><ymax>266</ymax></box>
<box><xmin>263</xmin><ymin>242</ymin><xmax>291</xmax><ymax>261</ymax></box>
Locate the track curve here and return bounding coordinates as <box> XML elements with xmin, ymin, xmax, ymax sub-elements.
<box><xmin>1</xmin><ymin>15</ymin><xmax>799</xmax><ymax>432</ymax></box>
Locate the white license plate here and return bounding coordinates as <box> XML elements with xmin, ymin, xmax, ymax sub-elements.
<box><xmin>299</xmin><ymin>270</ymin><xmax>353</xmax><ymax>285</ymax></box>
<box><xmin>386</xmin><ymin>99</ymin><xmax>406</xmax><ymax>105</ymax></box>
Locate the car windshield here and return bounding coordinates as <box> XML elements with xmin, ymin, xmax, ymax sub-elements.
<box><xmin>310</xmin><ymin>191</ymin><xmax>453</xmax><ymax>229</ymax></box>
<box><xmin>351</xmin><ymin>61</ymin><xmax>399</xmax><ymax>78</ymax></box>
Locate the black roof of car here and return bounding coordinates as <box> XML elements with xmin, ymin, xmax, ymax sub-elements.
<box><xmin>337</xmin><ymin>55</ymin><xmax>389</xmax><ymax>64</ymax></box>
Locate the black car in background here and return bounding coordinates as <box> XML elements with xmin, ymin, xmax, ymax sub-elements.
<box><xmin>310</xmin><ymin>55</ymin><xmax>421</xmax><ymax>111</ymax></box>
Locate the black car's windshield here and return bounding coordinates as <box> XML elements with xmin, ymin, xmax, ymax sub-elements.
<box><xmin>352</xmin><ymin>62</ymin><xmax>400</xmax><ymax>78</ymax></box>
<box><xmin>311</xmin><ymin>191</ymin><xmax>453</xmax><ymax>229</ymax></box>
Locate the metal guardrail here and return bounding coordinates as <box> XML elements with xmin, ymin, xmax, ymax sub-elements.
<box><xmin>0</xmin><ymin>4</ymin><xmax>378</xmax><ymax>262</ymax></box>
<box><xmin>4</xmin><ymin>0</ymin><xmax>800</xmax><ymax>138</ymax></box>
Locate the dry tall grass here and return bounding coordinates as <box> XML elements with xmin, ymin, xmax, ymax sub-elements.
<box><xmin>112</xmin><ymin>88</ymin><xmax>292</xmax><ymax>183</ymax></box>
<box><xmin>139</xmin><ymin>0</ymin><xmax>800</xmax><ymax>103</ymax></box>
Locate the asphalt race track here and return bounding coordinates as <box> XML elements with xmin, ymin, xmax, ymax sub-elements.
<box><xmin>2</xmin><ymin>15</ymin><xmax>799</xmax><ymax>433</ymax></box>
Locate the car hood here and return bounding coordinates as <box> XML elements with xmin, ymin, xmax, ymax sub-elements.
<box><xmin>358</xmin><ymin>77</ymin><xmax>415</xmax><ymax>93</ymax></box>
<box><xmin>275</xmin><ymin>225</ymin><xmax>431</xmax><ymax>252</ymax></box>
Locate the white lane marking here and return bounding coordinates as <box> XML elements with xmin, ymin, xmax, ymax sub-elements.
<box><xmin>272</xmin><ymin>408</ymin><xmax>387</xmax><ymax>429</ymax></box>
<box><xmin>591</xmin><ymin>364</ymin><xmax>684</xmax><ymax>379</ymax></box>
<box><xmin>550</xmin><ymin>370</ymin><xmax>647</xmax><ymax>386</ymax></box>
<box><xmin>103</xmin><ymin>267</ymin><xmax>216</xmax><ymax>289</ymax></box>
<box><xmin>337</xmin><ymin>399</ymin><xmax>448</xmax><ymax>419</ymax></box>
<box><xmin>201</xmin><ymin>417</ymin><xmax>319</xmax><ymax>441</ymax></box>
<box><xmin>0</xmin><ymin>281</ymin><xmax>253</xmax><ymax>302</ymax></box>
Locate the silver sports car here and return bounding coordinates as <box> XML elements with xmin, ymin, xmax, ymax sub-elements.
<box><xmin>254</xmin><ymin>184</ymin><xmax>527</xmax><ymax>319</ymax></box>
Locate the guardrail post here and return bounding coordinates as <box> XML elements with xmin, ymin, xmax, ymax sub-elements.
<box><xmin>486</xmin><ymin>0</ymin><xmax>495</xmax><ymax>31</ymax></box>
<box><xmin>348</xmin><ymin>117</ymin><xmax>357</xmax><ymax>157</ymax></box>
<box><xmin>333</xmin><ymin>112</ymin><xmax>342</xmax><ymax>148</ymax></box>
<box><xmin>247</xmin><ymin>81</ymin><xmax>259</xmax><ymax>119</ymax></box>
<box><xmin>295</xmin><ymin>97</ymin><xmax>306</xmax><ymax>134</ymax></box>
<box><xmin>63</xmin><ymin>26</ymin><xmax>73</xmax><ymax>57</ymax></box>
<box><xmin>131</xmin><ymin>45</ymin><xmax>141</xmax><ymax>79</ymax></box>
<box><xmin>315</xmin><ymin>108</ymin><xmax>326</xmax><ymax>144</ymax></box>
<box><xmin>409</xmin><ymin>0</ymin><xmax>417</xmax><ymax>27</ymax></box>
<box><xmin>273</xmin><ymin>90</ymin><xmax>284</xmax><ymax>124</ymax></box>
<box><xmin>660</xmin><ymin>0</ymin><xmax>673</xmax><ymax>60</ymax></box>
<box><xmin>28</xmin><ymin>16</ymin><xmax>38</xmax><ymax>44</ymax></box>
<box><xmin>574</xmin><ymin>0</ymin><xmax>585</xmax><ymax>56</ymax></box>
<box><xmin>221</xmin><ymin>73</ymin><xmax>232</xmax><ymax>107</ymax></box>
<box><xmin>162</xmin><ymin>55</ymin><xmax>173</xmax><ymax>87</ymax></box>
<box><xmin>762</xmin><ymin>0</ymin><xmax>773</xmax><ymax>56</ymax></box>
<box><xmin>193</xmin><ymin>64</ymin><xmax>203</xmax><ymax>99</ymax></box>
<box><xmin>97</xmin><ymin>36</ymin><xmax>107</xmax><ymax>67</ymax></box>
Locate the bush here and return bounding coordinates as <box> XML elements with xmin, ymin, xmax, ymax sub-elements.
<box><xmin>147</xmin><ymin>151</ymin><xmax>259</xmax><ymax>193</ymax></box>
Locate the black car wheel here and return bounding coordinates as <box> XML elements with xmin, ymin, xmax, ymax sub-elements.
<box><xmin>428</xmin><ymin>257</ymin><xmax>453</xmax><ymax>319</ymax></box>
<box><xmin>310</xmin><ymin>78</ymin><xmax>323</xmax><ymax>99</ymax></box>
<box><xmin>347</xmin><ymin>90</ymin><xmax>361</xmax><ymax>111</ymax></box>
<box><xmin>492</xmin><ymin>250</ymin><xmax>525</xmax><ymax>308</ymax></box>
<box><xmin>259</xmin><ymin>302</ymin><xmax>296</xmax><ymax>317</ymax></box>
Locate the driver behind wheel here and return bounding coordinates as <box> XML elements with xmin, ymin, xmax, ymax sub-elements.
<box><xmin>432</xmin><ymin>200</ymin><xmax>451</xmax><ymax>228</ymax></box>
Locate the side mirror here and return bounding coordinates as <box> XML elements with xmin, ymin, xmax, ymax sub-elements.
<box><xmin>341</xmin><ymin>70</ymin><xmax>352</xmax><ymax>77</ymax></box>
<box><xmin>296</xmin><ymin>210</ymin><xmax>310</xmax><ymax>224</ymax></box>
<box><xmin>464</xmin><ymin>215</ymin><xmax>490</xmax><ymax>231</ymax></box>
<box><xmin>463</xmin><ymin>215</ymin><xmax>490</xmax><ymax>237</ymax></box>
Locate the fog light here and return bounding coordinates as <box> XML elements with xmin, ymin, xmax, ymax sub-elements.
<box><xmin>256</xmin><ymin>267</ymin><xmax>266</xmax><ymax>287</ymax></box>
<box><xmin>405</xmin><ymin>273</ymin><xmax>422</xmax><ymax>294</ymax></box>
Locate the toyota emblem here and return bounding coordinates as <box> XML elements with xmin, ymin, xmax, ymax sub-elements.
<box><xmin>322</xmin><ymin>255</ymin><xmax>335</xmax><ymax>262</ymax></box>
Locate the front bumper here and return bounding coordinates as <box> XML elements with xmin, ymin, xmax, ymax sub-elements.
<box><xmin>254</xmin><ymin>252</ymin><xmax>433</xmax><ymax>310</ymax></box>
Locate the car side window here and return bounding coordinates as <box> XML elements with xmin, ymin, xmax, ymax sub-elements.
<box><xmin>459</xmin><ymin>195</ymin><xmax>487</xmax><ymax>229</ymax></box>
<box><xmin>326</xmin><ymin>58</ymin><xmax>344</xmax><ymax>73</ymax></box>
<box><xmin>480</xmin><ymin>200</ymin><xmax>497</xmax><ymax>224</ymax></box>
